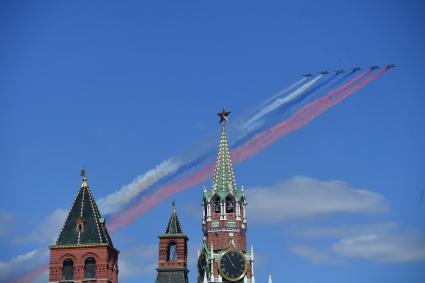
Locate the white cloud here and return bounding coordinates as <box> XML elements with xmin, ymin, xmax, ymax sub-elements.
<box><xmin>13</xmin><ymin>209</ymin><xmax>67</xmax><ymax>245</ymax></box>
<box><xmin>0</xmin><ymin>211</ymin><xmax>15</xmax><ymax>237</ymax></box>
<box><xmin>290</xmin><ymin>222</ymin><xmax>425</xmax><ymax>264</ymax></box>
<box><xmin>294</xmin><ymin>222</ymin><xmax>399</xmax><ymax>240</ymax></box>
<box><xmin>332</xmin><ymin>230</ymin><xmax>425</xmax><ymax>263</ymax></box>
<box><xmin>291</xmin><ymin>245</ymin><xmax>344</xmax><ymax>265</ymax></box>
<box><xmin>246</xmin><ymin>176</ymin><xmax>387</xmax><ymax>224</ymax></box>
<box><xmin>0</xmin><ymin>249</ymin><xmax>49</xmax><ymax>283</ymax></box>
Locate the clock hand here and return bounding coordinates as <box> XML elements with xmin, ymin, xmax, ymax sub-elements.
<box><xmin>225</xmin><ymin>254</ymin><xmax>236</xmax><ymax>269</ymax></box>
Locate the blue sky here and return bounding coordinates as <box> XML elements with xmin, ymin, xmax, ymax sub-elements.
<box><xmin>1</xmin><ymin>1</ymin><xmax>425</xmax><ymax>283</ymax></box>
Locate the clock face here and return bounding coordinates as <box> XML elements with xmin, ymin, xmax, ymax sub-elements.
<box><xmin>218</xmin><ymin>250</ymin><xmax>247</xmax><ymax>281</ymax></box>
<box><xmin>197</xmin><ymin>253</ymin><xmax>207</xmax><ymax>281</ymax></box>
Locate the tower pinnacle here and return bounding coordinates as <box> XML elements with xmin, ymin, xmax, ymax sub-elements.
<box><xmin>217</xmin><ymin>108</ymin><xmax>231</xmax><ymax>124</ymax></box>
<box><xmin>80</xmin><ymin>168</ymin><xmax>88</xmax><ymax>188</ymax></box>
<box><xmin>212</xmin><ymin>109</ymin><xmax>237</xmax><ymax>192</ymax></box>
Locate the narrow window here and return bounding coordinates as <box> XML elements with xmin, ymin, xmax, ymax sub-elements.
<box><xmin>76</xmin><ymin>217</ymin><xmax>84</xmax><ymax>233</ymax></box>
<box><xmin>62</xmin><ymin>259</ymin><xmax>74</xmax><ymax>281</ymax></box>
<box><xmin>225</xmin><ymin>196</ymin><xmax>235</xmax><ymax>213</ymax></box>
<box><xmin>84</xmin><ymin>257</ymin><xmax>96</xmax><ymax>279</ymax></box>
<box><xmin>167</xmin><ymin>242</ymin><xmax>177</xmax><ymax>262</ymax></box>
<box><xmin>211</xmin><ymin>195</ymin><xmax>221</xmax><ymax>213</ymax></box>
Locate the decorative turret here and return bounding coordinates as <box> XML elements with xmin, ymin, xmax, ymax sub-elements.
<box><xmin>165</xmin><ymin>202</ymin><xmax>183</xmax><ymax>235</ymax></box>
<box><xmin>156</xmin><ymin>202</ymin><xmax>189</xmax><ymax>283</ymax></box>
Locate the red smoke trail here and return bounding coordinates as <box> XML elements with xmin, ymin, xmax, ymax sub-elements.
<box><xmin>232</xmin><ymin>68</ymin><xmax>387</xmax><ymax>162</ymax></box>
<box><xmin>108</xmin><ymin>69</ymin><xmax>386</xmax><ymax>232</ymax></box>
<box><xmin>12</xmin><ymin>68</ymin><xmax>388</xmax><ymax>283</ymax></box>
<box><xmin>10</xmin><ymin>264</ymin><xmax>49</xmax><ymax>283</ymax></box>
<box><xmin>107</xmin><ymin>164</ymin><xmax>216</xmax><ymax>233</ymax></box>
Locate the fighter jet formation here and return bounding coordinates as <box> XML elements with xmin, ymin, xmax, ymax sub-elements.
<box><xmin>302</xmin><ymin>64</ymin><xmax>395</xmax><ymax>77</ymax></box>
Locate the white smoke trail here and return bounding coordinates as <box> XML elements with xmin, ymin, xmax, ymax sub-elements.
<box><xmin>98</xmin><ymin>158</ymin><xmax>182</xmax><ymax>215</ymax></box>
<box><xmin>94</xmin><ymin>77</ymin><xmax>322</xmax><ymax>216</ymax></box>
<box><xmin>255</xmin><ymin>77</ymin><xmax>307</xmax><ymax>109</ymax></box>
<box><xmin>243</xmin><ymin>75</ymin><xmax>323</xmax><ymax>131</ymax></box>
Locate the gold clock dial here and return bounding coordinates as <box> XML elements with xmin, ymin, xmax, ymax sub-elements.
<box><xmin>218</xmin><ymin>250</ymin><xmax>247</xmax><ymax>281</ymax></box>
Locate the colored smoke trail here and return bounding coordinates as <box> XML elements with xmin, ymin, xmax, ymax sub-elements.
<box><xmin>256</xmin><ymin>77</ymin><xmax>308</xmax><ymax>108</ymax></box>
<box><xmin>10</xmin><ymin>68</ymin><xmax>389</xmax><ymax>283</ymax></box>
<box><xmin>97</xmin><ymin>159</ymin><xmax>182</xmax><ymax>215</ymax></box>
<box><xmin>99</xmin><ymin>77</ymin><xmax>314</xmax><ymax>216</ymax></box>
<box><xmin>233</xmin><ymin>69</ymin><xmax>386</xmax><ymax>162</ymax></box>
<box><xmin>244</xmin><ymin>75</ymin><xmax>323</xmax><ymax>130</ymax></box>
<box><xmin>108</xmin><ymin>164</ymin><xmax>215</xmax><ymax>233</ymax></box>
<box><xmin>107</xmin><ymin>69</ymin><xmax>387</xmax><ymax>233</ymax></box>
<box><xmin>11</xmin><ymin>264</ymin><xmax>49</xmax><ymax>283</ymax></box>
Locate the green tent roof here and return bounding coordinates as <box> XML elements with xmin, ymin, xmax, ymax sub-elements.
<box><xmin>212</xmin><ymin>124</ymin><xmax>237</xmax><ymax>192</ymax></box>
<box><xmin>53</xmin><ymin>177</ymin><xmax>115</xmax><ymax>249</ymax></box>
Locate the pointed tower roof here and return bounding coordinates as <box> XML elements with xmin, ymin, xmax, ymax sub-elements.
<box><xmin>53</xmin><ymin>171</ymin><xmax>115</xmax><ymax>249</ymax></box>
<box><xmin>212</xmin><ymin>108</ymin><xmax>237</xmax><ymax>193</ymax></box>
<box><xmin>164</xmin><ymin>201</ymin><xmax>184</xmax><ymax>235</ymax></box>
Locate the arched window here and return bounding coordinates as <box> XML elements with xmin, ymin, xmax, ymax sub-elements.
<box><xmin>167</xmin><ymin>242</ymin><xmax>177</xmax><ymax>262</ymax></box>
<box><xmin>225</xmin><ymin>196</ymin><xmax>235</xmax><ymax>213</ymax></box>
<box><xmin>211</xmin><ymin>195</ymin><xmax>221</xmax><ymax>213</ymax></box>
<box><xmin>84</xmin><ymin>257</ymin><xmax>96</xmax><ymax>279</ymax></box>
<box><xmin>62</xmin><ymin>259</ymin><xmax>74</xmax><ymax>281</ymax></box>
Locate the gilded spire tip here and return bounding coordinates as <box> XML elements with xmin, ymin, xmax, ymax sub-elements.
<box><xmin>80</xmin><ymin>168</ymin><xmax>88</xmax><ymax>187</ymax></box>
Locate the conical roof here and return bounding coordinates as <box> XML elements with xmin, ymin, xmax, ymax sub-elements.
<box><xmin>53</xmin><ymin>175</ymin><xmax>115</xmax><ymax>248</ymax></box>
<box><xmin>212</xmin><ymin>114</ymin><xmax>237</xmax><ymax>192</ymax></box>
<box><xmin>164</xmin><ymin>202</ymin><xmax>184</xmax><ymax>235</ymax></box>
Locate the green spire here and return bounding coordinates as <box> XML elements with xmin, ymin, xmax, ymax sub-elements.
<box><xmin>212</xmin><ymin>109</ymin><xmax>237</xmax><ymax>192</ymax></box>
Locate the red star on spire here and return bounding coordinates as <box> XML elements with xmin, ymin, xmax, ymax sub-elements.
<box><xmin>218</xmin><ymin>108</ymin><xmax>231</xmax><ymax>123</ymax></box>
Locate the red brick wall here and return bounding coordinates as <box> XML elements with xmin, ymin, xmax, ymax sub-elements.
<box><xmin>158</xmin><ymin>236</ymin><xmax>188</xmax><ymax>269</ymax></box>
<box><xmin>49</xmin><ymin>246</ymin><xmax>118</xmax><ymax>283</ymax></box>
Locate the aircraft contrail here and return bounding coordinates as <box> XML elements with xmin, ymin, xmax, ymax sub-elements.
<box><xmin>107</xmin><ymin>69</ymin><xmax>386</xmax><ymax>233</ymax></box>
<box><xmin>97</xmin><ymin>159</ymin><xmax>182</xmax><ymax>215</ymax></box>
<box><xmin>243</xmin><ymin>75</ymin><xmax>323</xmax><ymax>130</ymax></box>
<box><xmin>232</xmin><ymin>69</ymin><xmax>385</xmax><ymax>162</ymax></box>
<box><xmin>99</xmin><ymin>77</ymin><xmax>322</xmax><ymax>215</ymax></box>
<box><xmin>11</xmin><ymin>264</ymin><xmax>49</xmax><ymax>283</ymax></box>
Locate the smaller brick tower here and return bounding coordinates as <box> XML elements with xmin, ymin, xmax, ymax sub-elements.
<box><xmin>155</xmin><ymin>202</ymin><xmax>189</xmax><ymax>283</ymax></box>
<box><xmin>49</xmin><ymin>171</ymin><xmax>119</xmax><ymax>283</ymax></box>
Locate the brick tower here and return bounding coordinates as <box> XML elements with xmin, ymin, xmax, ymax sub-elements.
<box><xmin>49</xmin><ymin>172</ymin><xmax>119</xmax><ymax>283</ymax></box>
<box><xmin>155</xmin><ymin>202</ymin><xmax>189</xmax><ymax>283</ymax></box>
<box><xmin>197</xmin><ymin>109</ymin><xmax>255</xmax><ymax>283</ymax></box>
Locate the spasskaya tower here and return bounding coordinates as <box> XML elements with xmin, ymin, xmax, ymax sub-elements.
<box><xmin>197</xmin><ymin>109</ymin><xmax>255</xmax><ymax>283</ymax></box>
